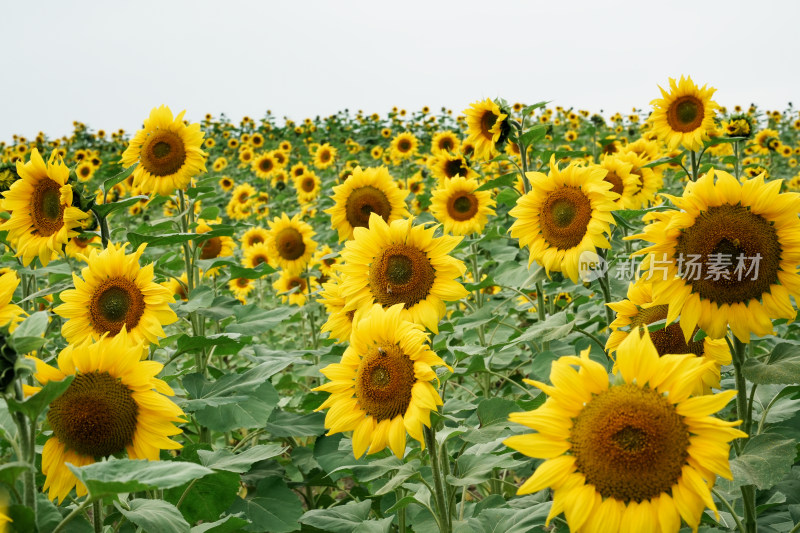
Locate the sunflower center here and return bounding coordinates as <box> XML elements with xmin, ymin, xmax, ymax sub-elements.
<box><xmin>604</xmin><ymin>171</ymin><xmax>624</xmax><ymax>196</ymax></box>
<box><xmin>447</xmin><ymin>193</ymin><xmax>479</xmax><ymax>222</ymax></box>
<box><xmin>444</xmin><ymin>159</ymin><xmax>466</xmax><ymax>178</ymax></box>
<box><xmin>301</xmin><ymin>177</ymin><xmax>315</xmax><ymax>192</ymax></box>
<box><xmin>539</xmin><ymin>187</ymin><xmax>593</xmax><ymax>250</ymax></box>
<box><xmin>629</xmin><ymin>305</ymin><xmax>705</xmax><ymax>357</ymax></box>
<box><xmin>480</xmin><ymin>111</ymin><xmax>498</xmax><ymax>137</ymax></box>
<box><xmin>571</xmin><ymin>383</ymin><xmax>689</xmax><ymax>503</ymax></box>
<box><xmin>200</xmin><ymin>236</ymin><xmax>223</xmax><ymax>259</ymax></box>
<box><xmin>141</xmin><ymin>130</ymin><xmax>187</xmax><ymax>177</ymax></box>
<box><xmin>90</xmin><ymin>277</ymin><xmax>146</xmax><ymax>335</ymax></box>
<box><xmin>398</xmin><ymin>140</ymin><xmax>411</xmax><ymax>152</ymax></box>
<box><xmin>667</xmin><ymin>96</ymin><xmax>704</xmax><ymax>133</ymax></box>
<box><xmin>345</xmin><ymin>186</ymin><xmax>392</xmax><ymax>229</ymax></box>
<box><xmin>354</xmin><ymin>343</ymin><xmax>415</xmax><ymax>421</ymax></box>
<box><xmin>259</xmin><ymin>159</ymin><xmax>273</xmax><ymax>172</ymax></box>
<box><xmin>275</xmin><ymin>228</ymin><xmax>305</xmax><ymax>260</ymax></box>
<box><xmin>31</xmin><ymin>178</ymin><xmax>65</xmax><ymax>236</ymax></box>
<box><xmin>320</xmin><ymin>150</ymin><xmax>331</xmax><ymax>162</ymax></box>
<box><xmin>47</xmin><ymin>371</ymin><xmax>138</xmax><ymax>457</ymax></box>
<box><xmin>439</xmin><ymin>139</ymin><xmax>454</xmax><ymax>151</ymax></box>
<box><xmin>674</xmin><ymin>204</ymin><xmax>781</xmax><ymax>305</ymax></box>
<box><xmin>369</xmin><ymin>244</ymin><xmax>436</xmax><ymax>309</ymax></box>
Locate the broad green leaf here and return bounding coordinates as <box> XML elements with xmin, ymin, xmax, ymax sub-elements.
<box><xmin>718</xmin><ymin>433</ymin><xmax>796</xmax><ymax>490</ymax></box>
<box><xmin>0</xmin><ymin>462</ymin><xmax>34</xmax><ymax>487</ymax></box>
<box><xmin>194</xmin><ymin>382</ymin><xmax>278</xmax><ymax>432</ymax></box>
<box><xmin>299</xmin><ymin>500</ymin><xmax>372</xmax><ymax>532</ymax></box>
<box><xmin>5</xmin><ymin>504</ymin><xmax>36</xmax><ymax>533</ymax></box>
<box><xmin>477</xmin><ymin>398</ymin><xmax>522</xmax><ymax>427</ymax></box>
<box><xmin>521</xmin><ymin>101</ymin><xmax>549</xmax><ymax>116</ymax></box>
<box><xmin>92</xmin><ymin>195</ymin><xmax>149</xmax><ymax>218</ymax></box>
<box><xmin>35</xmin><ymin>493</ymin><xmax>65</xmax><ymax>533</ymax></box>
<box><xmin>115</xmin><ymin>499</ymin><xmax>190</xmax><ymax>533</ymax></box>
<box><xmin>8</xmin><ymin>310</ymin><xmax>49</xmax><ymax>353</ymax></box>
<box><xmin>227</xmin><ymin>306</ymin><xmax>301</xmax><ymax>335</ymax></box>
<box><xmin>495</xmin><ymin>187</ymin><xmax>520</xmax><ymax>207</ymax></box>
<box><xmin>69</xmin><ymin>459</ymin><xmax>214</xmax><ymax>497</ymax></box>
<box><xmin>373</xmin><ymin>460</ymin><xmax>420</xmax><ymax>496</ymax></box>
<box><xmin>742</xmin><ymin>343</ymin><xmax>800</xmax><ymax>385</ymax></box>
<box><xmin>6</xmin><ymin>376</ymin><xmax>74</xmax><ymax>420</ymax></box>
<box><xmin>468</xmin><ymin>503</ymin><xmax>551</xmax><ymax>533</ymax></box>
<box><xmin>447</xmin><ymin>453</ymin><xmax>524</xmax><ymax>487</ymax></box>
<box><xmin>353</xmin><ymin>517</ymin><xmax>394</xmax><ymax>533</ymax></box>
<box><xmin>475</xmin><ymin>172</ymin><xmax>517</xmax><ymax>192</ymax></box>
<box><xmin>198</xmin><ymin>444</ymin><xmax>286</xmax><ymax>473</ymax></box>
<box><xmin>507</xmin><ymin>312</ymin><xmax>574</xmax><ymax>346</ymax></box>
<box><xmin>101</xmin><ymin>164</ymin><xmax>135</xmax><ymax>195</ymax></box>
<box><xmin>191</xmin><ymin>515</ymin><xmax>251</xmax><ymax>533</ymax></box>
<box><xmin>520</xmin><ymin>124</ymin><xmax>548</xmax><ymax>146</ymax></box>
<box><xmin>265</xmin><ymin>410</ymin><xmax>325</xmax><ymax>437</ymax></box>
<box><xmin>176</xmin><ymin>333</ymin><xmax>247</xmax><ymax>355</ymax></box>
<box><xmin>175</xmin><ymin>286</ymin><xmax>215</xmax><ymax>315</ymax></box>
<box><xmin>228</xmin><ymin>477</ymin><xmax>303</xmax><ymax>533</ymax></box>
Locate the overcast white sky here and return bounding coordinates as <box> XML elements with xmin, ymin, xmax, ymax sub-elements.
<box><xmin>2</xmin><ymin>0</ymin><xmax>798</xmax><ymax>142</ymax></box>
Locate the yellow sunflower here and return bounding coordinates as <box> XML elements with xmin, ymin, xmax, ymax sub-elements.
<box><xmin>430</xmin><ymin>176</ymin><xmax>496</xmax><ymax>236</ymax></box>
<box><xmin>508</xmin><ymin>157</ymin><xmax>618</xmax><ymax>283</ymax></box>
<box><xmin>243</xmin><ymin>242</ymin><xmax>272</xmax><ymax>269</ymax></box>
<box><xmin>65</xmin><ymin>234</ymin><xmax>102</xmax><ymax>261</ymax></box>
<box><xmin>606</xmin><ymin>280</ymin><xmax>730</xmax><ymax>394</ymax></box>
<box><xmin>429</xmin><ymin>151</ymin><xmax>477</xmax><ymax>186</ymax></box>
<box><xmin>430</xmin><ymin>131</ymin><xmax>460</xmax><ymax>155</ymax></box>
<box><xmin>650</xmin><ymin>76</ymin><xmax>719</xmax><ymax>151</ymax></box>
<box><xmin>595</xmin><ymin>155</ymin><xmax>640</xmax><ymax>210</ymax></box>
<box><xmin>75</xmin><ymin>161</ymin><xmax>95</xmax><ymax>182</ymax></box>
<box><xmin>218</xmin><ymin>175</ymin><xmax>234</xmax><ymax>192</ymax></box>
<box><xmin>314</xmin><ymin>303</ymin><xmax>448</xmax><ymax>458</ymax></box>
<box><xmin>266</xmin><ymin>213</ymin><xmax>316</xmax><ymax>272</ymax></box>
<box><xmin>504</xmin><ymin>331</ymin><xmax>746</xmax><ymax>532</ymax></box>
<box><xmin>273</xmin><ymin>269</ymin><xmax>316</xmax><ymax>307</ymax></box>
<box><xmin>55</xmin><ymin>242</ymin><xmax>178</xmax><ymax>347</ymax></box>
<box><xmin>338</xmin><ymin>213</ymin><xmax>468</xmax><ymax>333</ymax></box>
<box><xmin>616</xmin><ymin>151</ymin><xmax>663</xmax><ymax>208</ymax></box>
<box><xmin>325</xmin><ymin>166</ymin><xmax>409</xmax><ymax>242</ymax></box>
<box><xmin>313</xmin><ymin>244</ymin><xmax>341</xmax><ymax>277</ymax></box>
<box><xmin>295</xmin><ymin>171</ymin><xmax>321</xmax><ymax>204</ymax></box>
<box><xmin>120</xmin><ymin>105</ymin><xmax>207</xmax><ymax>196</ymax></box>
<box><xmin>389</xmin><ymin>132</ymin><xmax>419</xmax><ymax>161</ymax></box>
<box><xmin>463</xmin><ymin>98</ymin><xmax>508</xmax><ymax>161</ymax></box>
<box><xmin>241</xmin><ymin>226</ymin><xmax>270</xmax><ymax>250</ymax></box>
<box><xmin>252</xmin><ymin>152</ymin><xmax>277</xmax><ymax>179</ymax></box>
<box><xmin>196</xmin><ymin>219</ymin><xmax>235</xmax><ymax>277</ymax></box>
<box><xmin>0</xmin><ymin>271</ymin><xmax>25</xmax><ymax>331</ymax></box>
<box><xmin>229</xmin><ymin>276</ymin><xmax>255</xmax><ymax>302</ymax></box>
<box><xmin>318</xmin><ymin>272</ymin><xmax>357</xmax><ymax>343</ymax></box>
<box><xmin>26</xmin><ymin>330</ymin><xmax>184</xmax><ymax>503</ymax></box>
<box><xmin>1</xmin><ymin>149</ymin><xmax>88</xmax><ymax>266</ymax></box>
<box><xmin>314</xmin><ymin>143</ymin><xmax>337</xmax><ymax>169</ymax></box>
<box><xmin>631</xmin><ymin>168</ymin><xmax>800</xmax><ymax>343</ymax></box>
<box><xmin>270</xmin><ymin>169</ymin><xmax>289</xmax><ymax>190</ymax></box>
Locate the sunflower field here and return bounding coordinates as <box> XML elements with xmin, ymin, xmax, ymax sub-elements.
<box><xmin>1</xmin><ymin>78</ymin><xmax>799</xmax><ymax>533</ymax></box>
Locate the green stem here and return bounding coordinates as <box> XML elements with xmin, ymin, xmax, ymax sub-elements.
<box><xmin>731</xmin><ymin>336</ymin><xmax>756</xmax><ymax>533</ymax></box>
<box><xmin>787</xmin><ymin>520</ymin><xmax>800</xmax><ymax>533</ymax></box>
<box><xmin>423</xmin><ymin>425</ymin><xmax>450</xmax><ymax>533</ymax></box>
<box><xmin>597</xmin><ymin>270</ymin><xmax>615</xmax><ymax>330</ymax></box>
<box><xmin>534</xmin><ymin>281</ymin><xmax>548</xmax><ymax>352</ymax></box>
<box><xmin>690</xmin><ymin>150</ymin><xmax>698</xmax><ymax>181</ymax></box>
<box><xmin>12</xmin><ymin>382</ymin><xmax>36</xmax><ymax>513</ymax></box>
<box><xmin>712</xmin><ymin>488</ymin><xmax>745</xmax><ymax>533</ymax></box>
<box><xmin>52</xmin><ymin>498</ymin><xmax>94</xmax><ymax>533</ymax></box>
<box><xmin>92</xmin><ymin>500</ymin><xmax>103</xmax><ymax>533</ymax></box>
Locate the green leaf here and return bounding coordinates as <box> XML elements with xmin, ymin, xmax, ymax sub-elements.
<box><xmin>198</xmin><ymin>444</ymin><xmax>286</xmax><ymax>473</ymax></box>
<box><xmin>127</xmin><ymin>225</ymin><xmax>234</xmax><ymax>249</ymax></box>
<box><xmin>191</xmin><ymin>515</ymin><xmax>251</xmax><ymax>533</ymax></box>
<box><xmin>475</xmin><ymin>172</ymin><xmax>517</xmax><ymax>192</ymax></box>
<box><xmin>176</xmin><ymin>333</ymin><xmax>247</xmax><ymax>355</ymax></box>
<box><xmin>642</xmin><ymin>153</ymin><xmax>684</xmax><ymax>169</ymax></box>
<box><xmin>227</xmin><ymin>306</ymin><xmax>301</xmax><ymax>335</ymax></box>
<box><xmin>115</xmin><ymin>499</ymin><xmax>190</xmax><ymax>533</ymax></box>
<box><xmin>521</xmin><ymin>101</ymin><xmax>549</xmax><ymax>116</ymax></box>
<box><xmin>228</xmin><ymin>477</ymin><xmax>303</xmax><ymax>533</ymax></box>
<box><xmin>520</xmin><ymin>124</ymin><xmax>548</xmax><ymax>146</ymax></box>
<box><xmin>468</xmin><ymin>503</ymin><xmax>551</xmax><ymax>533</ymax></box>
<box><xmin>353</xmin><ymin>517</ymin><xmax>394</xmax><ymax>533</ymax></box>
<box><xmin>299</xmin><ymin>500</ymin><xmax>372</xmax><ymax>532</ymax></box>
<box><xmin>742</xmin><ymin>343</ymin><xmax>800</xmax><ymax>385</ymax></box>
<box><xmin>477</xmin><ymin>398</ymin><xmax>522</xmax><ymax>427</ymax></box>
<box><xmin>68</xmin><ymin>459</ymin><xmax>214</xmax><ymax>497</ymax></box>
<box><xmin>507</xmin><ymin>312</ymin><xmax>574</xmax><ymax>346</ymax></box>
<box><xmin>5</xmin><ymin>504</ymin><xmax>36</xmax><ymax>533</ymax></box>
<box><xmin>718</xmin><ymin>434</ymin><xmax>796</xmax><ymax>490</ymax></box>
<box><xmin>447</xmin><ymin>453</ymin><xmax>524</xmax><ymax>487</ymax></box>
<box><xmin>265</xmin><ymin>410</ymin><xmax>325</xmax><ymax>437</ymax></box>
<box><xmin>495</xmin><ymin>187</ymin><xmax>521</xmax><ymax>207</ymax></box>
<box><xmin>372</xmin><ymin>460</ymin><xmax>420</xmax><ymax>496</ymax></box>
<box><xmin>101</xmin><ymin>164</ymin><xmax>135</xmax><ymax>195</ymax></box>
<box><xmin>0</xmin><ymin>461</ymin><xmax>34</xmax><ymax>486</ymax></box>
<box><xmin>8</xmin><ymin>311</ymin><xmax>49</xmax><ymax>353</ymax></box>
<box><xmin>6</xmin><ymin>376</ymin><xmax>74</xmax><ymax>420</ymax></box>
<box><xmin>35</xmin><ymin>493</ymin><xmax>66</xmax><ymax>533</ymax></box>
<box><xmin>93</xmin><ymin>195</ymin><xmax>149</xmax><ymax>218</ymax></box>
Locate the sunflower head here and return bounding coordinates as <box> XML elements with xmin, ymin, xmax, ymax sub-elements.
<box><xmin>266</xmin><ymin>213</ymin><xmax>316</xmax><ymax>272</ymax></box>
<box><xmin>650</xmin><ymin>76</ymin><xmax>719</xmax><ymax>151</ymax></box>
<box><xmin>430</xmin><ymin>176</ymin><xmax>496</xmax><ymax>236</ymax></box>
<box><xmin>463</xmin><ymin>99</ymin><xmax>511</xmax><ymax>161</ymax></box>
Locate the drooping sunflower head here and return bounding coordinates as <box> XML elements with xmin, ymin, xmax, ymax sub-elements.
<box><xmin>55</xmin><ymin>242</ymin><xmax>178</xmax><ymax>347</ymax></box>
<box><xmin>120</xmin><ymin>105</ymin><xmax>208</xmax><ymax>196</ymax></box>
<box><xmin>632</xmin><ymin>168</ymin><xmax>800</xmax><ymax>343</ymax></box>
<box><xmin>505</xmin><ymin>332</ymin><xmax>746</xmax><ymax>532</ymax></box>
<box><xmin>339</xmin><ymin>213</ymin><xmax>468</xmax><ymax>333</ymax></box>
<box><xmin>265</xmin><ymin>212</ymin><xmax>316</xmax><ymax>272</ymax></box>
<box><xmin>509</xmin><ymin>156</ymin><xmax>619</xmax><ymax>283</ymax></box>
<box><xmin>28</xmin><ymin>330</ymin><xmax>184</xmax><ymax>503</ymax></box>
<box><xmin>325</xmin><ymin>166</ymin><xmax>409</xmax><ymax>242</ymax></box>
<box><xmin>2</xmin><ymin>149</ymin><xmax>88</xmax><ymax>266</ymax></box>
<box><xmin>650</xmin><ymin>76</ymin><xmax>719</xmax><ymax>151</ymax></box>
<box><xmin>430</xmin><ymin>176</ymin><xmax>496</xmax><ymax>236</ymax></box>
<box><xmin>315</xmin><ymin>304</ymin><xmax>448</xmax><ymax>458</ymax></box>
<box><xmin>463</xmin><ymin>98</ymin><xmax>510</xmax><ymax>161</ymax></box>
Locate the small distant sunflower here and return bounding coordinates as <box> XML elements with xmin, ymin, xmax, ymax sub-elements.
<box><xmin>1</xmin><ymin>149</ymin><xmax>88</xmax><ymax>266</ymax></box>
<box><xmin>463</xmin><ymin>99</ymin><xmax>509</xmax><ymax>161</ymax></box>
<box><xmin>631</xmin><ymin>168</ymin><xmax>800</xmax><ymax>343</ymax></box>
<box><xmin>389</xmin><ymin>132</ymin><xmax>419</xmax><ymax>160</ymax></box>
<box><xmin>55</xmin><ymin>242</ymin><xmax>178</xmax><ymax>347</ymax></box>
<box><xmin>243</xmin><ymin>242</ymin><xmax>272</xmax><ymax>269</ymax></box>
<box><xmin>315</xmin><ymin>304</ymin><xmax>448</xmax><ymax>458</ymax></box>
<box><xmin>430</xmin><ymin>176</ymin><xmax>495</xmax><ymax>236</ymax></box>
<box><xmin>295</xmin><ymin>171</ymin><xmax>322</xmax><ymax>204</ymax></box>
<box><xmin>380</xmin><ymin>128</ymin><xmax>392</xmax><ymax>139</ymax></box>
<box><xmin>595</xmin><ymin>155</ymin><xmax>639</xmax><ymax>210</ymax></box>
<box><xmin>339</xmin><ymin>214</ymin><xmax>468</xmax><ymax>333</ymax></box>
<box><xmin>196</xmin><ymin>219</ymin><xmax>235</xmax><ymax>276</ymax></box>
<box><xmin>753</xmin><ymin>128</ymin><xmax>780</xmax><ymax>155</ymax></box>
<box><xmin>504</xmin><ymin>332</ymin><xmax>746</xmax><ymax>532</ymax></box>
<box><xmin>313</xmin><ymin>244</ymin><xmax>341</xmax><ymax>277</ymax></box>
<box><xmin>252</xmin><ymin>152</ymin><xmax>277</xmax><ymax>179</ymax></box>
<box><xmin>650</xmin><ymin>76</ymin><xmax>719</xmax><ymax>151</ymax></box>
<box><xmin>290</xmin><ymin>162</ymin><xmax>308</xmax><ymax>180</ymax></box>
<box><xmin>162</xmin><ymin>272</ymin><xmax>189</xmax><ymax>302</ymax></box>
<box><xmin>266</xmin><ymin>213</ymin><xmax>316</xmax><ymax>272</ymax></box>
<box><xmin>229</xmin><ymin>276</ymin><xmax>255</xmax><ymax>302</ymax></box>
<box><xmin>325</xmin><ymin>166</ymin><xmax>409</xmax><ymax>241</ymax></box>
<box><xmin>212</xmin><ymin>157</ymin><xmax>228</xmax><ymax>172</ymax></box>
<box><xmin>65</xmin><ymin>234</ymin><xmax>102</xmax><ymax>261</ymax></box>
<box><xmin>370</xmin><ymin>146</ymin><xmax>384</xmax><ymax>160</ymax></box>
<box><xmin>242</xmin><ymin>226</ymin><xmax>270</xmax><ymax>250</ymax></box>
<box><xmin>509</xmin><ymin>157</ymin><xmax>618</xmax><ymax>283</ymax></box>
<box><xmin>75</xmin><ymin>161</ymin><xmax>95</xmax><ymax>182</ymax></box>
<box><xmin>0</xmin><ymin>271</ymin><xmax>25</xmax><ymax>331</ymax></box>
<box><xmin>218</xmin><ymin>176</ymin><xmax>234</xmax><ymax>192</ymax></box>
<box><xmin>273</xmin><ymin>269</ymin><xmax>316</xmax><ymax>306</ymax></box>
<box><xmin>430</xmin><ymin>131</ymin><xmax>460</xmax><ymax>155</ymax></box>
<box><xmin>120</xmin><ymin>105</ymin><xmax>207</xmax><ymax>196</ymax></box>
<box><xmin>429</xmin><ymin>151</ymin><xmax>477</xmax><ymax>185</ymax></box>
<box><xmin>27</xmin><ymin>330</ymin><xmax>185</xmax><ymax>503</ymax></box>
<box><xmin>250</xmin><ymin>132</ymin><xmax>265</xmax><ymax>148</ymax></box>
<box><xmin>270</xmin><ymin>169</ymin><xmax>288</xmax><ymax>190</ymax></box>
<box><xmin>279</xmin><ymin>140</ymin><xmax>292</xmax><ymax>152</ymax></box>
<box><xmin>606</xmin><ymin>280</ymin><xmax>730</xmax><ymax>394</ymax></box>
<box><xmin>314</xmin><ymin>143</ymin><xmax>337</xmax><ymax>169</ymax></box>
<box><xmin>238</xmin><ymin>148</ymin><xmax>255</xmax><ymax>166</ymax></box>
<box><xmin>271</xmin><ymin>150</ymin><xmax>288</xmax><ymax>168</ymax></box>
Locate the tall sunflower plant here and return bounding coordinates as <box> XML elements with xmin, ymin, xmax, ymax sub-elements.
<box><xmin>0</xmin><ymin>90</ymin><xmax>799</xmax><ymax>533</ymax></box>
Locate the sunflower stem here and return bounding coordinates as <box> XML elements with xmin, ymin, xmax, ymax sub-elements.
<box><xmin>534</xmin><ymin>281</ymin><xmax>548</xmax><ymax>352</ymax></box>
<box><xmin>92</xmin><ymin>499</ymin><xmax>103</xmax><ymax>533</ymax></box>
<box><xmin>12</xmin><ymin>381</ymin><xmax>36</xmax><ymax>513</ymax></box>
<box><xmin>731</xmin><ymin>336</ymin><xmax>757</xmax><ymax>533</ymax></box>
<box><xmin>423</xmin><ymin>425</ymin><xmax>451</xmax><ymax>533</ymax></box>
<box><xmin>52</xmin><ymin>497</ymin><xmax>94</xmax><ymax>533</ymax></box>
<box><xmin>596</xmin><ymin>263</ymin><xmax>615</xmax><ymax>331</ymax></box>
<box><xmin>712</xmin><ymin>488</ymin><xmax>746</xmax><ymax>533</ymax></box>
<box><xmin>689</xmin><ymin>150</ymin><xmax>699</xmax><ymax>181</ymax></box>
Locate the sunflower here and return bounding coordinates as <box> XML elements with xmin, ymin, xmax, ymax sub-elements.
<box><xmin>65</xmin><ymin>233</ymin><xmax>102</xmax><ymax>261</ymax></box>
<box><xmin>273</xmin><ymin>269</ymin><xmax>316</xmax><ymax>307</ymax></box>
<box><xmin>295</xmin><ymin>171</ymin><xmax>321</xmax><ymax>204</ymax></box>
<box><xmin>318</xmin><ymin>272</ymin><xmax>357</xmax><ymax>343</ymax></box>
<box><xmin>325</xmin><ymin>166</ymin><xmax>409</xmax><ymax>241</ymax></box>
<box><xmin>162</xmin><ymin>272</ymin><xmax>189</xmax><ymax>301</ymax></box>
<box><xmin>238</xmin><ymin>147</ymin><xmax>255</xmax><ymax>166</ymax></box>
<box><xmin>631</xmin><ymin>168</ymin><xmax>800</xmax><ymax>343</ymax></box>
<box><xmin>26</xmin><ymin>330</ymin><xmax>185</xmax><ymax>503</ymax></box>
<box><xmin>504</xmin><ymin>331</ymin><xmax>746</xmax><ymax>532</ymax></box>
<box><xmin>266</xmin><ymin>213</ymin><xmax>316</xmax><ymax>272</ymax></box>
<box><xmin>370</xmin><ymin>146</ymin><xmax>383</xmax><ymax>160</ymax></box>
<box><xmin>218</xmin><ymin>175</ymin><xmax>234</xmax><ymax>192</ymax></box>
<box><xmin>509</xmin><ymin>157</ymin><xmax>618</xmax><ymax>283</ymax></box>
<box><xmin>389</xmin><ymin>132</ymin><xmax>419</xmax><ymax>161</ymax></box>
<box><xmin>290</xmin><ymin>162</ymin><xmax>308</xmax><ymax>180</ymax></box>
<box><xmin>606</xmin><ymin>280</ymin><xmax>730</xmax><ymax>394</ymax></box>
<box><xmin>313</xmin><ymin>244</ymin><xmax>341</xmax><ymax>277</ymax></box>
<box><xmin>1</xmin><ymin>149</ymin><xmax>88</xmax><ymax>266</ymax></box>
<box><xmin>649</xmin><ymin>76</ymin><xmax>719</xmax><ymax>151</ymax></box>
<box><xmin>120</xmin><ymin>105</ymin><xmax>207</xmax><ymax>196</ymax></box>
<box><xmin>595</xmin><ymin>155</ymin><xmax>640</xmax><ymax>210</ymax></box>
<box><xmin>430</xmin><ymin>176</ymin><xmax>496</xmax><ymax>236</ymax></box>
<box><xmin>243</xmin><ymin>242</ymin><xmax>272</xmax><ymax>269</ymax></box>
<box><xmin>55</xmin><ymin>242</ymin><xmax>178</xmax><ymax>347</ymax></box>
<box><xmin>241</xmin><ymin>226</ymin><xmax>270</xmax><ymax>250</ymax></box>
<box><xmin>430</xmin><ymin>131</ymin><xmax>460</xmax><ymax>155</ymax></box>
<box><xmin>196</xmin><ymin>219</ymin><xmax>235</xmax><ymax>276</ymax></box>
<box><xmin>270</xmin><ymin>169</ymin><xmax>288</xmax><ymax>190</ymax></box>
<box><xmin>314</xmin><ymin>143</ymin><xmax>337</xmax><ymax>169</ymax></box>
<box><xmin>314</xmin><ymin>304</ymin><xmax>448</xmax><ymax>458</ymax></box>
<box><xmin>270</xmin><ymin>149</ymin><xmax>288</xmax><ymax>168</ymax></box>
<box><xmin>0</xmin><ymin>271</ymin><xmax>25</xmax><ymax>331</ymax></box>
<box><xmin>429</xmin><ymin>151</ymin><xmax>477</xmax><ymax>185</ymax></box>
<box><xmin>339</xmin><ymin>213</ymin><xmax>468</xmax><ymax>333</ymax></box>
<box><xmin>252</xmin><ymin>152</ymin><xmax>277</xmax><ymax>179</ymax></box>
<box><xmin>75</xmin><ymin>161</ymin><xmax>95</xmax><ymax>182</ymax></box>
<box><xmin>463</xmin><ymin>99</ymin><xmax>509</xmax><ymax>161</ymax></box>
<box><xmin>212</xmin><ymin>156</ymin><xmax>228</xmax><ymax>172</ymax></box>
